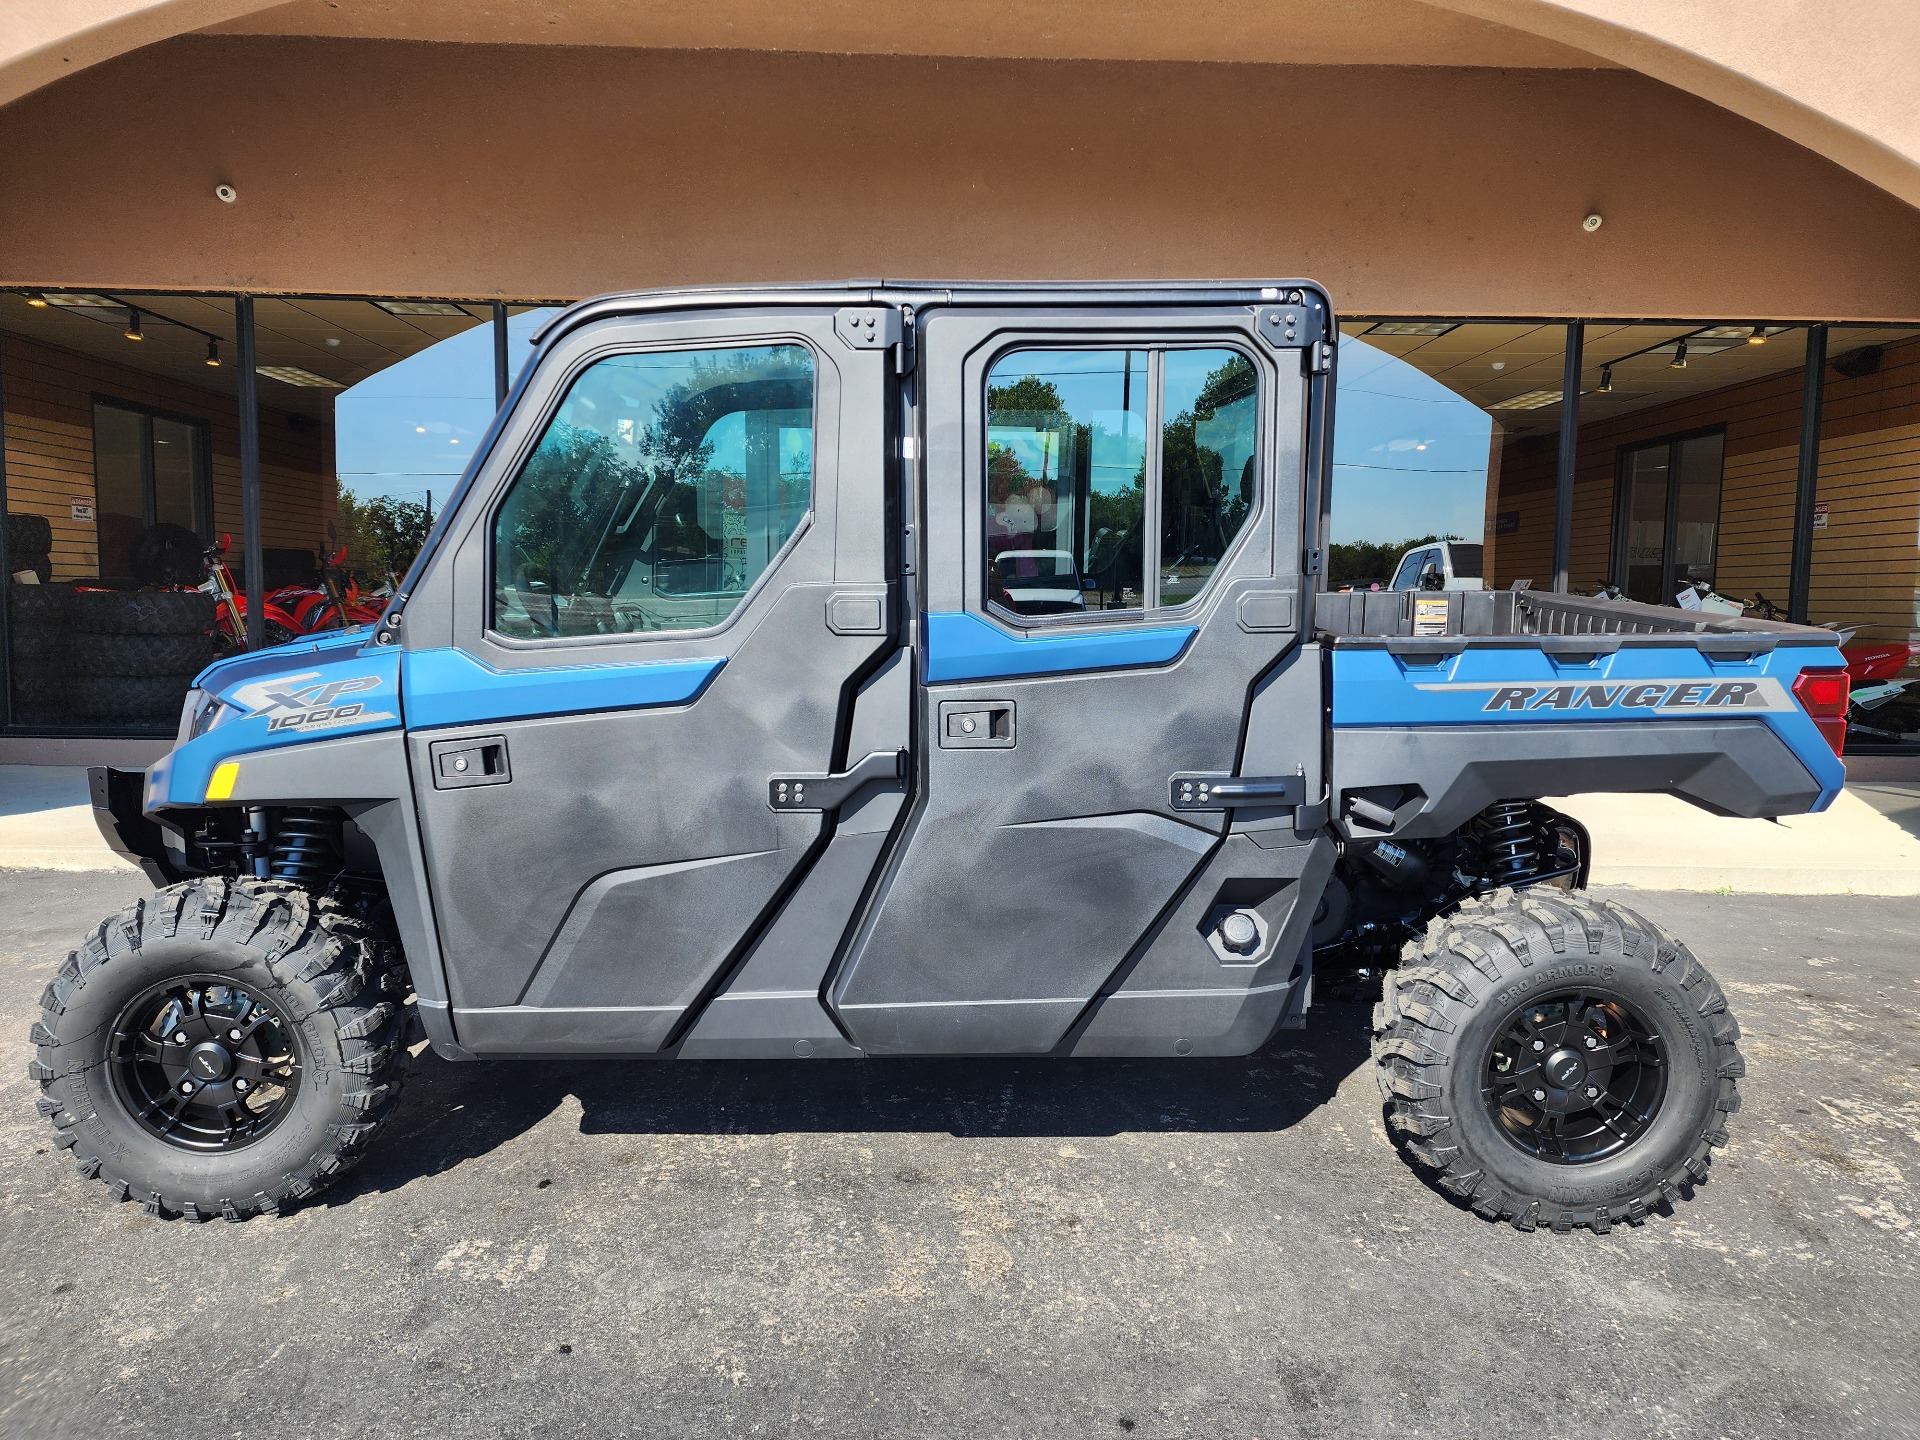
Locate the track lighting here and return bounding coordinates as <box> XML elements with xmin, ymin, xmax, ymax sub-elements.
<box><xmin>1670</xmin><ymin>339</ymin><xmax>1688</xmax><ymax>369</ymax></box>
<box><xmin>1598</xmin><ymin>364</ymin><xmax>1614</xmax><ymax>393</ymax></box>
<box><xmin>205</xmin><ymin>336</ymin><xmax>221</xmax><ymax>367</ymax></box>
<box><xmin>123</xmin><ymin>308</ymin><xmax>144</xmax><ymax>341</ymax></box>
<box><xmin>25</xmin><ymin>292</ymin><xmax>48</xmax><ymax>308</ymax></box>
<box><xmin>1748</xmin><ymin>327</ymin><xmax>1767</xmax><ymax>346</ymax></box>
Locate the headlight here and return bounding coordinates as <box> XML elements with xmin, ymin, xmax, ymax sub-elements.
<box><xmin>185</xmin><ymin>690</ymin><xmax>237</xmax><ymax>741</ymax></box>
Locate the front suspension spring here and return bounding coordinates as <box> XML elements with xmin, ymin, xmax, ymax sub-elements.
<box><xmin>268</xmin><ymin>808</ymin><xmax>339</xmax><ymax>885</ymax></box>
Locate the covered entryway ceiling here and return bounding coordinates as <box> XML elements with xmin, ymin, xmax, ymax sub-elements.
<box><xmin>5</xmin><ymin>0</ymin><xmax>1919</xmax><ymax>210</ymax></box>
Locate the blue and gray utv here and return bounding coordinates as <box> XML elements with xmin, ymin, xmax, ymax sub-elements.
<box><xmin>33</xmin><ymin>282</ymin><xmax>1850</xmax><ymax>1232</ymax></box>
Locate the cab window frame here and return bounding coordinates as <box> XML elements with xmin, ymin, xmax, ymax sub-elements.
<box><xmin>480</xmin><ymin>333</ymin><xmax>822</xmax><ymax>649</ymax></box>
<box><xmin>978</xmin><ymin>337</ymin><xmax>1264</xmax><ymax>631</ymax></box>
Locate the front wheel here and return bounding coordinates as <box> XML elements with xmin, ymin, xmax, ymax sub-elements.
<box><xmin>28</xmin><ymin>878</ymin><xmax>410</xmax><ymax>1221</ymax></box>
<box><xmin>1372</xmin><ymin>888</ymin><xmax>1743</xmax><ymax>1233</ymax></box>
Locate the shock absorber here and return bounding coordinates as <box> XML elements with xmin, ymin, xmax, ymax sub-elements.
<box><xmin>1474</xmin><ymin>800</ymin><xmax>1541</xmax><ymax>884</ymax></box>
<box><xmin>268</xmin><ymin>808</ymin><xmax>339</xmax><ymax>885</ymax></box>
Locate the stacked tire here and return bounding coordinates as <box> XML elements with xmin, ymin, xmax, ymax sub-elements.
<box><xmin>7</xmin><ymin>512</ymin><xmax>53</xmax><ymax>584</ymax></box>
<box><xmin>8</xmin><ymin>581</ymin><xmax>73</xmax><ymax>726</ymax></box>
<box><xmin>67</xmin><ymin>590</ymin><xmax>216</xmax><ymax>729</ymax></box>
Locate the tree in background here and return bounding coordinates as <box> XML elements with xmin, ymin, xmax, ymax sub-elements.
<box><xmin>335</xmin><ymin>493</ymin><xmax>435</xmax><ymax>588</ymax></box>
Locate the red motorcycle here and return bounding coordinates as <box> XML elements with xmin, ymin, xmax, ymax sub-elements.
<box><xmin>1744</xmin><ymin>593</ymin><xmax>1913</xmax><ymax>683</ymax></box>
<box><xmin>199</xmin><ymin>536</ymin><xmax>382</xmax><ymax>652</ymax></box>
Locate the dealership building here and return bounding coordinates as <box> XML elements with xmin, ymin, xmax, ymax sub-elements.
<box><xmin>2</xmin><ymin>0</ymin><xmax>1918</xmax><ymax>761</ymax></box>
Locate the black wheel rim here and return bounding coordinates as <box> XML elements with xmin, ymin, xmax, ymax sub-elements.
<box><xmin>1481</xmin><ymin>988</ymin><xmax>1668</xmax><ymax>1165</ymax></box>
<box><xmin>107</xmin><ymin>975</ymin><xmax>302</xmax><ymax>1152</ymax></box>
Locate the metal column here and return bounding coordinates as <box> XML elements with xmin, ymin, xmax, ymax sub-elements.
<box><xmin>235</xmin><ymin>296</ymin><xmax>264</xmax><ymax>650</ymax></box>
<box><xmin>1550</xmin><ymin>322</ymin><xmax>1584</xmax><ymax>594</ymax></box>
<box><xmin>1788</xmin><ymin>324</ymin><xmax>1829</xmax><ymax>624</ymax></box>
<box><xmin>492</xmin><ymin>301</ymin><xmax>510</xmax><ymax>408</ymax></box>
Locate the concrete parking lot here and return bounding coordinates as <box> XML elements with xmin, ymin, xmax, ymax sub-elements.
<box><xmin>2</xmin><ymin>869</ymin><xmax>1915</xmax><ymax>1439</ymax></box>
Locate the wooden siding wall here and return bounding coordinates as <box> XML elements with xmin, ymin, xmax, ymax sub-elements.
<box><xmin>1</xmin><ymin>332</ymin><xmax>333</xmax><ymax>581</ymax></box>
<box><xmin>1490</xmin><ymin>338</ymin><xmax>1920</xmax><ymax>640</ymax></box>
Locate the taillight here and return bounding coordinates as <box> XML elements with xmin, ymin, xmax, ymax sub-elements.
<box><xmin>1791</xmin><ymin>665</ymin><xmax>1849</xmax><ymax>757</ymax></box>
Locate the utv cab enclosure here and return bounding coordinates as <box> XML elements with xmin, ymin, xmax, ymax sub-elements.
<box><xmin>42</xmin><ymin>281</ymin><xmax>1849</xmax><ymax>1234</ymax></box>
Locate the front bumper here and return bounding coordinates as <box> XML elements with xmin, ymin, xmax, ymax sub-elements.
<box><xmin>88</xmin><ymin>765</ymin><xmax>184</xmax><ymax>886</ymax></box>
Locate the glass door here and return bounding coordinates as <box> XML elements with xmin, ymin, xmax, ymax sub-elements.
<box><xmin>1615</xmin><ymin>430</ymin><xmax>1725</xmax><ymax>604</ymax></box>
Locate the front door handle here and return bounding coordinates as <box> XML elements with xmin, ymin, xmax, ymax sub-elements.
<box><xmin>769</xmin><ymin>750</ymin><xmax>907</xmax><ymax>811</ymax></box>
<box><xmin>430</xmin><ymin>735</ymin><xmax>511</xmax><ymax>789</ymax></box>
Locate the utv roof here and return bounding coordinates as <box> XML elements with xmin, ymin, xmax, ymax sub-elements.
<box><xmin>529</xmin><ymin>278</ymin><xmax>1331</xmax><ymax>347</ymax></box>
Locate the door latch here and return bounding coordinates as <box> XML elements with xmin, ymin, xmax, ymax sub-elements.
<box><xmin>769</xmin><ymin>750</ymin><xmax>907</xmax><ymax>811</ymax></box>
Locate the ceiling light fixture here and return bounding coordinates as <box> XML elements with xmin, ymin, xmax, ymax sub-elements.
<box><xmin>1488</xmin><ymin>389</ymin><xmax>1563</xmax><ymax>412</ymax></box>
<box><xmin>24</xmin><ymin>292</ymin><xmax>48</xmax><ymax>308</ymax></box>
<box><xmin>1748</xmin><ymin>326</ymin><xmax>1768</xmax><ymax>345</ymax></box>
<box><xmin>254</xmin><ymin>364</ymin><xmax>343</xmax><ymax>388</ymax></box>
<box><xmin>1364</xmin><ymin>321</ymin><xmax>1459</xmax><ymax>338</ymax></box>
<box><xmin>205</xmin><ymin>337</ymin><xmax>221</xmax><ymax>368</ymax></box>
<box><xmin>374</xmin><ymin>299</ymin><xmax>470</xmax><ymax>317</ymax></box>
<box><xmin>123</xmin><ymin>308</ymin><xmax>144</xmax><ymax>341</ymax></box>
<box><xmin>1598</xmin><ymin>364</ymin><xmax>1614</xmax><ymax>393</ymax></box>
<box><xmin>1670</xmin><ymin>339</ymin><xmax>1688</xmax><ymax>369</ymax></box>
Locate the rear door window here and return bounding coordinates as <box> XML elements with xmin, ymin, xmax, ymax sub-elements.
<box><xmin>983</xmin><ymin>344</ymin><xmax>1258</xmax><ymax>621</ymax></box>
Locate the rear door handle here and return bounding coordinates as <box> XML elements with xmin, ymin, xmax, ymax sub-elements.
<box><xmin>1169</xmin><ymin>772</ymin><xmax>1299</xmax><ymax>810</ymax></box>
<box><xmin>769</xmin><ymin>750</ymin><xmax>907</xmax><ymax>811</ymax></box>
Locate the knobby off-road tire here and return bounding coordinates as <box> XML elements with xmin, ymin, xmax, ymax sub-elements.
<box><xmin>28</xmin><ymin>878</ymin><xmax>410</xmax><ymax>1221</ymax></box>
<box><xmin>1372</xmin><ymin>888</ymin><xmax>1744</xmax><ymax>1234</ymax></box>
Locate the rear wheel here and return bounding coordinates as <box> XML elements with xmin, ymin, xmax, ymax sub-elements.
<box><xmin>1372</xmin><ymin>888</ymin><xmax>1743</xmax><ymax>1233</ymax></box>
<box><xmin>28</xmin><ymin>878</ymin><xmax>409</xmax><ymax>1221</ymax></box>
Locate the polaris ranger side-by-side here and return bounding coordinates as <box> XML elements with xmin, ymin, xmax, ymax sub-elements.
<box><xmin>33</xmin><ymin>283</ymin><xmax>1850</xmax><ymax>1232</ymax></box>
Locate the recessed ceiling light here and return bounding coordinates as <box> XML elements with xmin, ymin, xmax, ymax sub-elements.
<box><xmin>255</xmin><ymin>364</ymin><xmax>343</xmax><ymax>388</ymax></box>
<box><xmin>325</xmin><ymin>336</ymin><xmax>342</xmax><ymax>347</ymax></box>
<box><xmin>374</xmin><ymin>300</ymin><xmax>471</xmax><ymax>317</ymax></box>
<box><xmin>1488</xmin><ymin>389</ymin><xmax>1563</xmax><ymax>411</ymax></box>
<box><xmin>1365</xmin><ymin>321</ymin><xmax>1459</xmax><ymax>338</ymax></box>
<box><xmin>37</xmin><ymin>292</ymin><xmax>118</xmax><ymax>308</ymax></box>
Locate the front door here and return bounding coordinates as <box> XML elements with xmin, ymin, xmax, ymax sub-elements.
<box><xmin>829</xmin><ymin>302</ymin><xmax>1317</xmax><ymax>1054</ymax></box>
<box><xmin>403</xmin><ymin>305</ymin><xmax>896</xmax><ymax>1052</ymax></box>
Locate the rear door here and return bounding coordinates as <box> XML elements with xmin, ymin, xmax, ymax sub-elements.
<box><xmin>829</xmin><ymin>296</ymin><xmax>1321</xmax><ymax>1053</ymax></box>
<box><xmin>401</xmin><ymin>301</ymin><xmax>898</xmax><ymax>1052</ymax></box>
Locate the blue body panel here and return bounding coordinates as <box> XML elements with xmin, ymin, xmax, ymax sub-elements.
<box><xmin>401</xmin><ymin>646</ymin><xmax>725</xmax><ymax>730</ymax></box>
<box><xmin>1330</xmin><ymin>642</ymin><xmax>1848</xmax><ymax>809</ymax></box>
<box><xmin>155</xmin><ymin>636</ymin><xmax>402</xmax><ymax>806</ymax></box>
<box><xmin>922</xmin><ymin>610</ymin><xmax>1196</xmax><ymax>684</ymax></box>
<box><xmin>153</xmin><ymin>635</ymin><xmax>724</xmax><ymax>806</ymax></box>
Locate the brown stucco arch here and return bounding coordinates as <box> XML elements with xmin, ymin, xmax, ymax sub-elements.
<box><xmin>4</xmin><ymin>0</ymin><xmax>1919</xmax><ymax>212</ymax></box>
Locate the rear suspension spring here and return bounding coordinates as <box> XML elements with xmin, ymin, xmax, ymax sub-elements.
<box><xmin>1475</xmin><ymin>800</ymin><xmax>1541</xmax><ymax>884</ymax></box>
<box><xmin>268</xmin><ymin>808</ymin><xmax>339</xmax><ymax>885</ymax></box>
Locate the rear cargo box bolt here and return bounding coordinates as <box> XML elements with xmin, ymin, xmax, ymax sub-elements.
<box><xmin>228</xmin><ymin>1029</ymin><xmax>243</xmax><ymax>1042</ymax></box>
<box><xmin>1584</xmin><ymin>1035</ymin><xmax>1598</xmax><ymax>1049</ymax></box>
<box><xmin>180</xmin><ymin>1081</ymin><xmax>195</xmax><ymax>1095</ymax></box>
<box><xmin>1585</xmin><ymin>1085</ymin><xmax>1599</xmax><ymax>1098</ymax></box>
<box><xmin>1532</xmin><ymin>1089</ymin><xmax>1546</xmax><ymax>1102</ymax></box>
<box><xmin>1532</xmin><ymin>1039</ymin><xmax>1544</xmax><ymax>1051</ymax></box>
<box><xmin>235</xmin><ymin>1078</ymin><xmax>250</xmax><ymax>1092</ymax></box>
<box><xmin>173</xmin><ymin>1032</ymin><xmax>187</xmax><ymax>1044</ymax></box>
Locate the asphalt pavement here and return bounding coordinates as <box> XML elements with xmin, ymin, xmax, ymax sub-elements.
<box><xmin>1</xmin><ymin>869</ymin><xmax>1915</xmax><ymax>1439</ymax></box>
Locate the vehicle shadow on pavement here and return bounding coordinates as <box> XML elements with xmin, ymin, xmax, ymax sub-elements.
<box><xmin>330</xmin><ymin>1001</ymin><xmax>1377</xmax><ymax>1205</ymax></box>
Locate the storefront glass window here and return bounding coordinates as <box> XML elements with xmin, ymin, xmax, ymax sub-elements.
<box><xmin>1332</xmin><ymin>322</ymin><xmax>1565</xmax><ymax>592</ymax></box>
